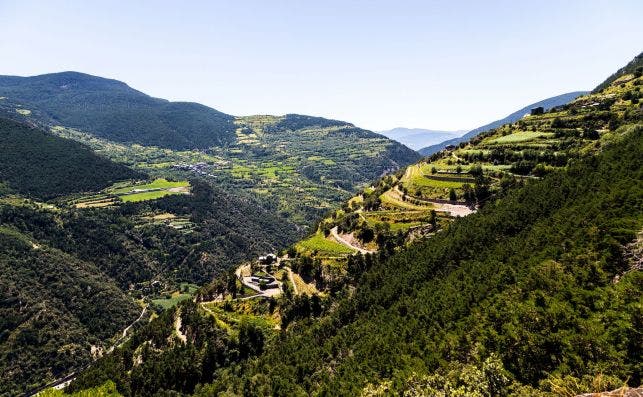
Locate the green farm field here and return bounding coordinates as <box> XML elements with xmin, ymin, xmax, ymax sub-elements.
<box><xmin>296</xmin><ymin>231</ymin><xmax>355</xmax><ymax>255</ymax></box>
<box><xmin>489</xmin><ymin>130</ymin><xmax>555</xmax><ymax>144</ymax></box>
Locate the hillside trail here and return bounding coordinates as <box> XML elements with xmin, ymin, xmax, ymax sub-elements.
<box><xmin>392</xmin><ymin>186</ymin><xmax>475</xmax><ymax>217</ymax></box>
<box><xmin>286</xmin><ymin>267</ymin><xmax>299</xmax><ymax>295</ymax></box>
<box><xmin>110</xmin><ymin>305</ymin><xmax>147</xmax><ymax>351</ymax></box>
<box><xmin>174</xmin><ymin>310</ymin><xmax>187</xmax><ymax>344</ymax></box>
<box><xmin>330</xmin><ymin>226</ymin><xmax>376</xmax><ymax>254</ymax></box>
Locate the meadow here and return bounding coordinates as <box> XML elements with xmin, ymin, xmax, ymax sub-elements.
<box><xmin>296</xmin><ymin>231</ymin><xmax>355</xmax><ymax>255</ymax></box>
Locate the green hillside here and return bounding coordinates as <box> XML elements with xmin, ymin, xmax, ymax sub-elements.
<box><xmin>418</xmin><ymin>91</ymin><xmax>587</xmax><ymax>155</ymax></box>
<box><xmin>0</xmin><ymin>225</ymin><xmax>140</xmax><ymax>396</ymax></box>
<box><xmin>46</xmin><ymin>113</ymin><xmax>420</xmax><ymax>225</ymax></box>
<box><xmin>289</xmin><ymin>61</ymin><xmax>642</xmax><ymax>277</ymax></box>
<box><xmin>0</xmin><ymin>117</ymin><xmax>142</xmax><ymax>199</ymax></box>
<box><xmin>0</xmin><ymin>72</ymin><xmax>236</xmax><ymax>150</ymax></box>
<box><xmin>592</xmin><ymin>51</ymin><xmax>643</xmax><ymax>93</ymax></box>
<box><xmin>0</xmin><ymin>177</ymin><xmax>300</xmax><ymax>395</ymax></box>
<box><xmin>196</xmin><ymin>125</ymin><xmax>641</xmax><ymax>396</ymax></box>
<box><xmin>65</xmin><ymin>54</ymin><xmax>643</xmax><ymax>397</ymax></box>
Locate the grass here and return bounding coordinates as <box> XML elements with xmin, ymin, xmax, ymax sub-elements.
<box><xmin>362</xmin><ymin>210</ymin><xmax>430</xmax><ymax>232</ymax></box>
<box><xmin>489</xmin><ymin>131</ymin><xmax>554</xmax><ymax>144</ymax></box>
<box><xmin>152</xmin><ymin>291</ymin><xmax>192</xmax><ymax>309</ymax></box>
<box><xmin>109</xmin><ymin>178</ymin><xmax>188</xmax><ymax>194</ymax></box>
<box><xmin>402</xmin><ymin>164</ymin><xmax>462</xmax><ymax>188</ymax></box>
<box><xmin>388</xmin><ymin>221</ymin><xmax>424</xmax><ymax>231</ymax></box>
<box><xmin>380</xmin><ymin>190</ymin><xmax>432</xmax><ymax>210</ymax></box>
<box><xmin>290</xmin><ymin>271</ymin><xmax>319</xmax><ymax>295</ymax></box>
<box><xmin>119</xmin><ymin>190</ymin><xmax>181</xmax><ymax>202</ymax></box>
<box><xmin>201</xmin><ymin>301</ymin><xmax>278</xmax><ymax>333</ymax></box>
<box><xmin>296</xmin><ymin>232</ymin><xmax>355</xmax><ymax>255</ymax></box>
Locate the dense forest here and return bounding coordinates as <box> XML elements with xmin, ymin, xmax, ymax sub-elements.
<box><xmin>67</xmin><ymin>300</ymin><xmax>272</xmax><ymax>396</ymax></box>
<box><xmin>0</xmin><ymin>225</ymin><xmax>140</xmax><ymax>395</ymax></box>
<box><xmin>0</xmin><ymin>117</ymin><xmax>142</xmax><ymax>199</ymax></box>
<box><xmin>0</xmin><ymin>179</ymin><xmax>300</xmax><ymax>396</ymax></box>
<box><xmin>0</xmin><ymin>179</ymin><xmax>298</xmax><ymax>288</ymax></box>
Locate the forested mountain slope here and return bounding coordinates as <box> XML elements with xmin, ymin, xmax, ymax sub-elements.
<box><xmin>593</xmin><ymin>51</ymin><xmax>643</xmax><ymax>93</ymax></box>
<box><xmin>0</xmin><ymin>178</ymin><xmax>300</xmax><ymax>396</ymax></box>
<box><xmin>196</xmin><ymin>124</ymin><xmax>642</xmax><ymax>397</ymax></box>
<box><xmin>418</xmin><ymin>91</ymin><xmax>587</xmax><ymax>155</ymax></box>
<box><xmin>282</xmin><ymin>57</ymin><xmax>642</xmax><ymax>287</ymax></box>
<box><xmin>0</xmin><ymin>72</ymin><xmax>236</xmax><ymax>150</ymax></box>
<box><xmin>65</xmin><ymin>53</ymin><xmax>643</xmax><ymax>397</ymax></box>
<box><xmin>0</xmin><ymin>224</ymin><xmax>140</xmax><ymax>396</ymax></box>
<box><xmin>43</xmin><ymin>113</ymin><xmax>420</xmax><ymax>225</ymax></box>
<box><xmin>0</xmin><ymin>117</ymin><xmax>142</xmax><ymax>199</ymax></box>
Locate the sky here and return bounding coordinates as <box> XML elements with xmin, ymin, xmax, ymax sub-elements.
<box><xmin>0</xmin><ymin>1</ymin><xmax>641</xmax><ymax>132</ymax></box>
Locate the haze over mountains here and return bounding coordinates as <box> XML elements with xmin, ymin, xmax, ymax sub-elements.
<box><xmin>377</xmin><ymin>128</ymin><xmax>466</xmax><ymax>150</ymax></box>
<box><xmin>380</xmin><ymin>92</ymin><xmax>588</xmax><ymax>155</ymax></box>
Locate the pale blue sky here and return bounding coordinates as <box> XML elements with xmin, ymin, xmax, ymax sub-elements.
<box><xmin>0</xmin><ymin>0</ymin><xmax>641</xmax><ymax>131</ymax></box>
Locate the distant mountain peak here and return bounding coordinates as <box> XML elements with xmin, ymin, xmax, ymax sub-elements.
<box><xmin>378</xmin><ymin>127</ymin><xmax>467</xmax><ymax>151</ymax></box>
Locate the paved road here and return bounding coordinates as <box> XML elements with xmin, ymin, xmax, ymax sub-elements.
<box><xmin>235</xmin><ymin>265</ymin><xmax>282</xmax><ymax>298</ymax></box>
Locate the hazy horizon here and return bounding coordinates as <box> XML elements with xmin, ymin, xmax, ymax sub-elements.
<box><xmin>1</xmin><ymin>0</ymin><xmax>641</xmax><ymax>131</ymax></box>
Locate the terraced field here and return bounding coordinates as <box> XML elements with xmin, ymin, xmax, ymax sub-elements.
<box><xmin>289</xmin><ymin>69</ymin><xmax>642</xmax><ymax>279</ymax></box>
<box><xmin>49</xmin><ymin>115</ymin><xmax>419</xmax><ymax>226</ymax></box>
<box><xmin>296</xmin><ymin>231</ymin><xmax>356</xmax><ymax>256</ymax></box>
<box><xmin>70</xmin><ymin>178</ymin><xmax>190</xmax><ymax>208</ymax></box>
<box><xmin>201</xmin><ymin>299</ymin><xmax>279</xmax><ymax>334</ymax></box>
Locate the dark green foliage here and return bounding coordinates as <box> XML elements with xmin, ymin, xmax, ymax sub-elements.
<box><xmin>0</xmin><ymin>180</ymin><xmax>298</xmax><ymax>287</ymax></box>
<box><xmin>0</xmin><ymin>118</ymin><xmax>141</xmax><ymax>199</ymax></box>
<box><xmin>0</xmin><ymin>178</ymin><xmax>298</xmax><ymax>395</ymax></box>
<box><xmin>198</xmin><ymin>128</ymin><xmax>642</xmax><ymax>395</ymax></box>
<box><xmin>0</xmin><ymin>227</ymin><xmax>139</xmax><ymax>396</ymax></box>
<box><xmin>227</xmin><ymin>115</ymin><xmax>420</xmax><ymax>224</ymax></box>
<box><xmin>265</xmin><ymin>114</ymin><xmax>352</xmax><ymax>132</ymax></box>
<box><xmin>67</xmin><ymin>301</ymin><xmax>253</xmax><ymax>397</ymax></box>
<box><xmin>1</xmin><ymin>73</ymin><xmax>420</xmax><ymax>225</ymax></box>
<box><xmin>0</xmin><ymin>72</ymin><xmax>236</xmax><ymax>150</ymax></box>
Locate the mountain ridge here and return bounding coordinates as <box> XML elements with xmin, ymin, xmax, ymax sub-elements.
<box><xmin>418</xmin><ymin>91</ymin><xmax>588</xmax><ymax>155</ymax></box>
<box><xmin>0</xmin><ymin>71</ymin><xmax>237</xmax><ymax>150</ymax></box>
<box><xmin>378</xmin><ymin>127</ymin><xmax>466</xmax><ymax>150</ymax></box>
